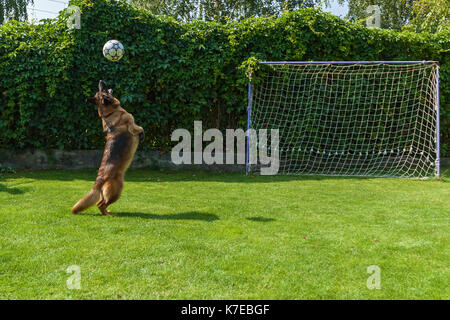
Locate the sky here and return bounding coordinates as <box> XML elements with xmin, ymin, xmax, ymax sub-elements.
<box><xmin>28</xmin><ymin>0</ymin><xmax>68</xmax><ymax>21</ymax></box>
<box><xmin>28</xmin><ymin>0</ymin><xmax>349</xmax><ymax>22</ymax></box>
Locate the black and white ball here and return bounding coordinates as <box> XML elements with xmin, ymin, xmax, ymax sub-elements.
<box><xmin>102</xmin><ymin>40</ymin><xmax>124</xmax><ymax>62</ymax></box>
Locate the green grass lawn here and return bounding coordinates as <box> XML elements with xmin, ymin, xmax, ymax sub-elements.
<box><xmin>0</xmin><ymin>168</ymin><xmax>449</xmax><ymax>299</ymax></box>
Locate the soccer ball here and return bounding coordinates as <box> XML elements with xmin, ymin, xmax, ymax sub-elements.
<box><xmin>102</xmin><ymin>40</ymin><xmax>124</xmax><ymax>62</ymax></box>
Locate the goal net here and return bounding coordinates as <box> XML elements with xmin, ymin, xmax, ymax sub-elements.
<box><xmin>247</xmin><ymin>61</ymin><xmax>440</xmax><ymax>178</ymax></box>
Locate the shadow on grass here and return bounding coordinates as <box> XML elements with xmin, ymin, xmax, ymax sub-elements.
<box><xmin>1</xmin><ymin>168</ymin><xmax>388</xmax><ymax>183</ymax></box>
<box><xmin>3</xmin><ymin>166</ymin><xmax>448</xmax><ymax>184</ymax></box>
<box><xmin>114</xmin><ymin>211</ymin><xmax>219</xmax><ymax>221</ymax></box>
<box><xmin>0</xmin><ymin>184</ymin><xmax>26</xmax><ymax>195</ymax></box>
<box><xmin>246</xmin><ymin>216</ymin><xmax>276</xmax><ymax>222</ymax></box>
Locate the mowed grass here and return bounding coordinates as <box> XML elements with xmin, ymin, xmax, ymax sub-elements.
<box><xmin>0</xmin><ymin>168</ymin><xmax>449</xmax><ymax>300</ymax></box>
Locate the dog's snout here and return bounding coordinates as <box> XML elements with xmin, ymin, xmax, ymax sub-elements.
<box><xmin>99</xmin><ymin>80</ymin><xmax>109</xmax><ymax>93</ymax></box>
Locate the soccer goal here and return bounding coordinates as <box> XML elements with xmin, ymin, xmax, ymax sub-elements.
<box><xmin>246</xmin><ymin>61</ymin><xmax>440</xmax><ymax>178</ymax></box>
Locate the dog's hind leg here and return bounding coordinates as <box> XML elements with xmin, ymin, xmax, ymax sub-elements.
<box><xmin>96</xmin><ymin>193</ymin><xmax>104</xmax><ymax>207</ymax></box>
<box><xmin>98</xmin><ymin>180</ymin><xmax>123</xmax><ymax>215</ymax></box>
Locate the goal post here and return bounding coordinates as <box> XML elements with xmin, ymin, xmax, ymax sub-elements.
<box><xmin>246</xmin><ymin>61</ymin><xmax>440</xmax><ymax>178</ymax></box>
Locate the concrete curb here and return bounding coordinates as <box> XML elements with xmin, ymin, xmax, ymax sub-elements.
<box><xmin>0</xmin><ymin>149</ymin><xmax>245</xmax><ymax>172</ymax></box>
<box><xmin>1</xmin><ymin>149</ymin><xmax>448</xmax><ymax>172</ymax></box>
<box><xmin>441</xmin><ymin>158</ymin><xmax>450</xmax><ymax>167</ymax></box>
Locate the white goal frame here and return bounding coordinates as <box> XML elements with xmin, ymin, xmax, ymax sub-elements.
<box><xmin>246</xmin><ymin>61</ymin><xmax>440</xmax><ymax>178</ymax></box>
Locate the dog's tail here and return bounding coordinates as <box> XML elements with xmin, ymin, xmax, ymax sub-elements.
<box><xmin>72</xmin><ymin>187</ymin><xmax>101</xmax><ymax>214</ymax></box>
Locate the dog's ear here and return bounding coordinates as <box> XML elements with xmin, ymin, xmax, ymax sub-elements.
<box><xmin>86</xmin><ymin>97</ymin><xmax>97</xmax><ymax>105</ymax></box>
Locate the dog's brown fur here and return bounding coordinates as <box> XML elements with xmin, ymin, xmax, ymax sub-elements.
<box><xmin>72</xmin><ymin>80</ymin><xmax>144</xmax><ymax>215</ymax></box>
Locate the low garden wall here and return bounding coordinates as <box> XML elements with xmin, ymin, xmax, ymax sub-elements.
<box><xmin>0</xmin><ymin>149</ymin><xmax>245</xmax><ymax>172</ymax></box>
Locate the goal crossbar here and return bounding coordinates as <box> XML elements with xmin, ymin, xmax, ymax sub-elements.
<box><xmin>260</xmin><ymin>61</ymin><xmax>437</xmax><ymax>65</ymax></box>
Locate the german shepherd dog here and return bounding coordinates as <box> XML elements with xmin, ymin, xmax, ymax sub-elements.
<box><xmin>72</xmin><ymin>80</ymin><xmax>144</xmax><ymax>215</ymax></box>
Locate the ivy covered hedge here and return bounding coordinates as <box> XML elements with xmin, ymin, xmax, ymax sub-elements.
<box><xmin>0</xmin><ymin>0</ymin><xmax>448</xmax><ymax>155</ymax></box>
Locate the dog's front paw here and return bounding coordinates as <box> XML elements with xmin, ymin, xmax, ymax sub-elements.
<box><xmin>139</xmin><ymin>131</ymin><xmax>145</xmax><ymax>143</ymax></box>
